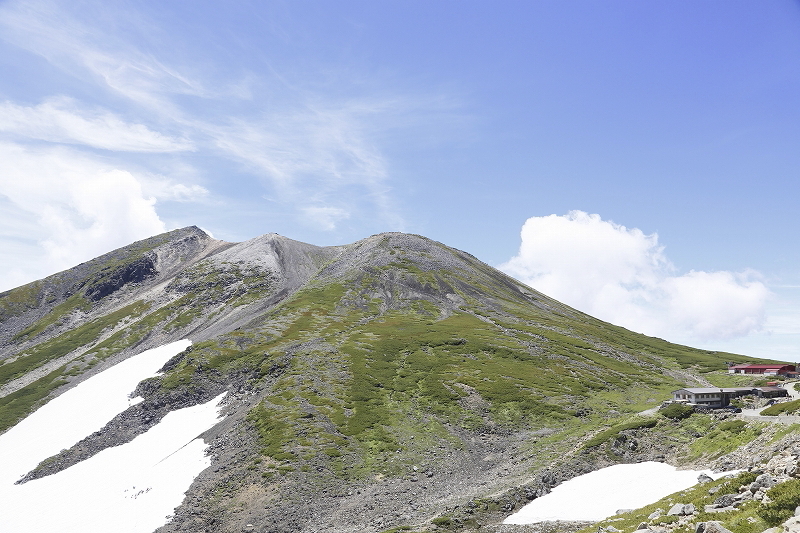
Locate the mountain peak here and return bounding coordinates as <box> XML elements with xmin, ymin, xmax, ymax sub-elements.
<box><xmin>0</xmin><ymin>228</ymin><xmax>769</xmax><ymax>533</ymax></box>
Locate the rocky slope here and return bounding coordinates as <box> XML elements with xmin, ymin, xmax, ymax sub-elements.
<box><xmin>579</xmin><ymin>427</ymin><xmax>800</xmax><ymax>533</ymax></box>
<box><xmin>0</xmin><ymin>227</ymin><xmax>783</xmax><ymax>533</ymax></box>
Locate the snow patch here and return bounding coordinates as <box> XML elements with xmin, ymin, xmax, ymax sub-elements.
<box><xmin>505</xmin><ymin>462</ymin><xmax>735</xmax><ymax>524</ymax></box>
<box><xmin>0</xmin><ymin>340</ymin><xmax>226</xmax><ymax>533</ymax></box>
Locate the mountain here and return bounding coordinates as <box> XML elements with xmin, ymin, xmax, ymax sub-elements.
<box><xmin>0</xmin><ymin>227</ymin><xmax>780</xmax><ymax>533</ymax></box>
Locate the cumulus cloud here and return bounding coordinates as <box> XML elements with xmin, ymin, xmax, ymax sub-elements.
<box><xmin>0</xmin><ymin>142</ymin><xmax>210</xmax><ymax>291</ymax></box>
<box><xmin>0</xmin><ymin>98</ymin><xmax>192</xmax><ymax>152</ymax></box>
<box><xmin>500</xmin><ymin>211</ymin><xmax>770</xmax><ymax>341</ymax></box>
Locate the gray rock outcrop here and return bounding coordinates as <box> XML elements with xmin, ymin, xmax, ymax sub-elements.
<box><xmin>701</xmin><ymin>521</ymin><xmax>734</xmax><ymax>533</ymax></box>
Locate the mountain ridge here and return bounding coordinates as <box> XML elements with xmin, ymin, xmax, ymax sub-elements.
<box><xmin>0</xmin><ymin>226</ymin><xmax>787</xmax><ymax>533</ymax></box>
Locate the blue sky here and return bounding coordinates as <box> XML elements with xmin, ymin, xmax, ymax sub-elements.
<box><xmin>0</xmin><ymin>0</ymin><xmax>799</xmax><ymax>359</ymax></box>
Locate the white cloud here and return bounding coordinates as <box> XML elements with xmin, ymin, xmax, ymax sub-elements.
<box><xmin>0</xmin><ymin>1</ymin><xmax>208</xmax><ymax>112</ymax></box>
<box><xmin>0</xmin><ymin>97</ymin><xmax>192</xmax><ymax>152</ymax></box>
<box><xmin>500</xmin><ymin>211</ymin><xmax>770</xmax><ymax>341</ymax></box>
<box><xmin>139</xmin><ymin>179</ymin><xmax>209</xmax><ymax>203</ymax></box>
<box><xmin>0</xmin><ymin>0</ymin><xmax>468</xmax><ymax>268</ymax></box>
<box><xmin>0</xmin><ymin>142</ymin><xmax>211</xmax><ymax>291</ymax></box>
<box><xmin>660</xmin><ymin>270</ymin><xmax>768</xmax><ymax>340</ymax></box>
<box><xmin>300</xmin><ymin>206</ymin><xmax>350</xmax><ymax>231</ymax></box>
<box><xmin>685</xmin><ymin>291</ymin><xmax>800</xmax><ymax>361</ymax></box>
<box><xmin>208</xmin><ymin>104</ymin><xmax>402</xmax><ymax>228</ymax></box>
<box><xmin>0</xmin><ymin>1</ymin><xmax>407</xmax><ymax>230</ymax></box>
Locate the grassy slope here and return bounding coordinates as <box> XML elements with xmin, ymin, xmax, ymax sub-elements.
<box><xmin>0</xmin><ymin>227</ymin><xmax>211</xmax><ymax>433</ymax></box>
<box><xmin>2</xmin><ymin>231</ymin><xmax>788</xmax><ymax>531</ymax></box>
<box><xmin>0</xmin><ymin>227</ymin><xmax>199</xmax><ymax>325</ymax></box>
<box><xmin>149</xmin><ymin>254</ymin><xmax>762</xmax><ymax>483</ymax></box>
<box><xmin>0</xmin><ymin>254</ymin><xmax>279</xmax><ymax>434</ymax></box>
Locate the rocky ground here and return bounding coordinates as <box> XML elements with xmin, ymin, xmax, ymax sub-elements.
<box><xmin>156</xmin><ymin>409</ymin><xmax>721</xmax><ymax>533</ymax></box>
<box><xmin>1</xmin><ymin>227</ymin><xmax>789</xmax><ymax>533</ymax></box>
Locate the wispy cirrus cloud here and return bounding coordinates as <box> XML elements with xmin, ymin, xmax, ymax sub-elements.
<box><xmin>139</xmin><ymin>180</ymin><xmax>210</xmax><ymax>203</ymax></box>
<box><xmin>500</xmin><ymin>211</ymin><xmax>770</xmax><ymax>341</ymax></box>
<box><xmin>211</xmin><ymin>105</ymin><xmax>389</xmax><ymax>190</ymax></box>
<box><xmin>207</xmin><ymin>102</ymin><xmax>403</xmax><ymax>230</ymax></box>
<box><xmin>0</xmin><ymin>0</ymin><xmax>414</xmax><ymax>234</ymax></box>
<box><xmin>0</xmin><ymin>0</ymin><xmax>208</xmax><ymax>111</ymax></box>
<box><xmin>300</xmin><ymin>206</ymin><xmax>351</xmax><ymax>231</ymax></box>
<box><xmin>0</xmin><ymin>0</ymin><xmax>474</xmax><ymax>288</ymax></box>
<box><xmin>0</xmin><ymin>97</ymin><xmax>192</xmax><ymax>152</ymax></box>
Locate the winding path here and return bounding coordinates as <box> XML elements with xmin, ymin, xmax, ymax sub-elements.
<box><xmin>738</xmin><ymin>411</ymin><xmax>800</xmax><ymax>424</ymax></box>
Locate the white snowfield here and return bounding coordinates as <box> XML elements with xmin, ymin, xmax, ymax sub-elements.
<box><xmin>504</xmin><ymin>461</ymin><xmax>736</xmax><ymax>524</ymax></box>
<box><xmin>0</xmin><ymin>340</ymin><xmax>227</xmax><ymax>533</ymax></box>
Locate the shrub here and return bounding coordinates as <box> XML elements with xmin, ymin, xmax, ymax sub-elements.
<box><xmin>583</xmin><ymin>418</ymin><xmax>658</xmax><ymax>448</ymax></box>
<box><xmin>718</xmin><ymin>420</ymin><xmax>747</xmax><ymax>434</ymax></box>
<box><xmin>660</xmin><ymin>403</ymin><xmax>694</xmax><ymax>420</ymax></box>
<box><xmin>761</xmin><ymin>399</ymin><xmax>800</xmax><ymax>416</ymax></box>
<box><xmin>432</xmin><ymin>515</ymin><xmax>453</xmax><ymax>527</ymax></box>
<box><xmin>758</xmin><ymin>479</ymin><xmax>800</xmax><ymax>526</ymax></box>
<box><xmin>717</xmin><ymin>472</ymin><xmax>758</xmax><ymax>497</ymax></box>
<box><xmin>656</xmin><ymin>515</ymin><xmax>679</xmax><ymax>525</ymax></box>
<box><xmin>755</xmin><ymin>378</ymin><xmax>785</xmax><ymax>386</ymax></box>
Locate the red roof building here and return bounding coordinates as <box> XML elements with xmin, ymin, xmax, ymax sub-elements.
<box><xmin>728</xmin><ymin>364</ymin><xmax>796</xmax><ymax>375</ymax></box>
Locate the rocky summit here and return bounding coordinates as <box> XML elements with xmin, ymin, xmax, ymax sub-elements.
<box><xmin>0</xmin><ymin>227</ymin><xmax>789</xmax><ymax>533</ymax></box>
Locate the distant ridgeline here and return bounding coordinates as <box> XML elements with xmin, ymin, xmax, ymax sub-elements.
<box><xmin>0</xmin><ymin>227</ymin><xmax>790</xmax><ymax>533</ymax></box>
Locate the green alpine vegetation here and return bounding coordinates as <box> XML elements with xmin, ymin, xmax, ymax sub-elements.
<box><xmin>761</xmin><ymin>399</ymin><xmax>800</xmax><ymax>416</ymax></box>
<box><xmin>0</xmin><ymin>227</ymin><xmax>791</xmax><ymax>533</ymax></box>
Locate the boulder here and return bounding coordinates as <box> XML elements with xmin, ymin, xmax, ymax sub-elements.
<box><xmin>698</xmin><ymin>473</ymin><xmax>714</xmax><ymax>484</ymax></box>
<box><xmin>713</xmin><ymin>494</ymin><xmax>738</xmax><ymax>508</ymax></box>
<box><xmin>755</xmin><ymin>473</ymin><xmax>776</xmax><ymax>489</ymax></box>
<box><xmin>704</xmin><ymin>504</ymin><xmax>735</xmax><ymax>514</ymax></box>
<box><xmin>703</xmin><ymin>521</ymin><xmax>734</xmax><ymax>533</ymax></box>
<box><xmin>765</xmin><ymin>452</ymin><xmax>796</xmax><ymax>477</ymax></box>
<box><xmin>667</xmin><ymin>503</ymin><xmax>695</xmax><ymax>516</ymax></box>
<box><xmin>668</xmin><ymin>503</ymin><xmax>686</xmax><ymax>516</ymax></box>
<box><xmin>648</xmin><ymin>510</ymin><xmax>663</xmax><ymax>520</ymax></box>
<box><xmin>783</xmin><ymin>516</ymin><xmax>800</xmax><ymax>533</ymax></box>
